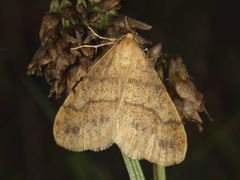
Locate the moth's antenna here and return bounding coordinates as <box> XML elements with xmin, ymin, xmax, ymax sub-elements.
<box><xmin>125</xmin><ymin>16</ymin><xmax>136</xmax><ymax>35</ymax></box>
<box><xmin>71</xmin><ymin>42</ymin><xmax>115</xmax><ymax>51</ymax></box>
<box><xmin>88</xmin><ymin>26</ymin><xmax>116</xmax><ymax>42</ymax></box>
<box><xmin>70</xmin><ymin>26</ymin><xmax>117</xmax><ymax>51</ymax></box>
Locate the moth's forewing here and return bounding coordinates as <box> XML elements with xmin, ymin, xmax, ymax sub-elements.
<box><xmin>53</xmin><ymin>40</ymin><xmax>121</xmax><ymax>151</ymax></box>
<box><xmin>112</xmin><ymin>34</ymin><xmax>187</xmax><ymax>166</ymax></box>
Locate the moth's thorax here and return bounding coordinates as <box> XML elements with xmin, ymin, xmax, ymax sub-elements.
<box><xmin>114</xmin><ymin>34</ymin><xmax>144</xmax><ymax>67</ymax></box>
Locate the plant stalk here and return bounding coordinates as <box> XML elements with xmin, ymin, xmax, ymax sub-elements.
<box><xmin>121</xmin><ymin>152</ymin><xmax>146</xmax><ymax>180</ymax></box>
<box><xmin>153</xmin><ymin>164</ymin><xmax>166</xmax><ymax>180</ymax></box>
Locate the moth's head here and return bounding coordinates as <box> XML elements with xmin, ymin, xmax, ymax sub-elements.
<box><xmin>125</xmin><ymin>33</ymin><xmax>135</xmax><ymax>40</ymax></box>
<box><xmin>114</xmin><ymin>33</ymin><xmax>144</xmax><ymax>64</ymax></box>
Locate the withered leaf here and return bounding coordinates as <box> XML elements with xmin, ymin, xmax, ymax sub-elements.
<box><xmin>54</xmin><ymin>34</ymin><xmax>187</xmax><ymax>166</ymax></box>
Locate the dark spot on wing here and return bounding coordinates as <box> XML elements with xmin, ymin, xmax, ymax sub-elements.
<box><xmin>158</xmin><ymin>139</ymin><xmax>175</xmax><ymax>149</ymax></box>
<box><xmin>64</xmin><ymin>125</ymin><xmax>80</xmax><ymax>135</ymax></box>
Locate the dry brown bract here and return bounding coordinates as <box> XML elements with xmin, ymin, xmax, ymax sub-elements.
<box><xmin>53</xmin><ymin>34</ymin><xmax>187</xmax><ymax>166</ymax></box>
<box><xmin>168</xmin><ymin>57</ymin><xmax>212</xmax><ymax>131</ymax></box>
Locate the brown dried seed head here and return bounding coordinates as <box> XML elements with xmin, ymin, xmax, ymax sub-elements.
<box><xmin>168</xmin><ymin>57</ymin><xmax>211</xmax><ymax>131</ymax></box>
<box><xmin>60</xmin><ymin>7</ymin><xmax>76</xmax><ymax>19</ymax></box>
<box><xmin>28</xmin><ymin>0</ymin><xmax>154</xmax><ymax>99</ymax></box>
<box><xmin>27</xmin><ymin>47</ymin><xmax>47</xmax><ymax>72</ymax></box>
<box><xmin>80</xmin><ymin>47</ymin><xmax>95</xmax><ymax>57</ymax></box>
<box><xmin>63</xmin><ymin>32</ymin><xmax>77</xmax><ymax>44</ymax></box>
<box><xmin>112</xmin><ymin>16</ymin><xmax>128</xmax><ymax>30</ymax></box>
<box><xmin>169</xmin><ymin>57</ymin><xmax>190</xmax><ymax>81</ymax></box>
<box><xmin>112</xmin><ymin>16</ymin><xmax>152</xmax><ymax>33</ymax></box>
<box><xmin>41</xmin><ymin>29</ymin><xmax>59</xmax><ymax>46</ymax></box>
<box><xmin>134</xmin><ymin>35</ymin><xmax>152</xmax><ymax>48</ymax></box>
<box><xmin>48</xmin><ymin>43</ymin><xmax>59</xmax><ymax>60</ymax></box>
<box><xmin>127</xmin><ymin>17</ymin><xmax>152</xmax><ymax>30</ymax></box>
<box><xmin>66</xmin><ymin>57</ymin><xmax>90</xmax><ymax>94</ymax></box>
<box><xmin>55</xmin><ymin>54</ymin><xmax>76</xmax><ymax>72</ymax></box>
<box><xmin>38</xmin><ymin>54</ymin><xmax>54</xmax><ymax>67</ymax></box>
<box><xmin>76</xmin><ymin>4</ymin><xmax>88</xmax><ymax>20</ymax></box>
<box><xmin>106</xmin><ymin>27</ymin><xmax>125</xmax><ymax>38</ymax></box>
<box><xmin>49</xmin><ymin>79</ymin><xmax>66</xmax><ymax>98</ymax></box>
<box><xmin>150</xmin><ymin>43</ymin><xmax>162</xmax><ymax>59</ymax></box>
<box><xmin>175</xmin><ymin>81</ymin><xmax>197</xmax><ymax>102</ymax></box>
<box><xmin>83</xmin><ymin>29</ymin><xmax>98</xmax><ymax>44</ymax></box>
<box><xmin>56</xmin><ymin>39</ymin><xmax>70</xmax><ymax>56</ymax></box>
<box><xmin>55</xmin><ymin>56</ymin><xmax>70</xmax><ymax>72</ymax></box>
<box><xmin>41</xmin><ymin>13</ymin><xmax>60</xmax><ymax>30</ymax></box>
<box><xmin>27</xmin><ymin>47</ymin><xmax>54</xmax><ymax>75</ymax></box>
<box><xmin>89</xmin><ymin>12</ymin><xmax>101</xmax><ymax>23</ymax></box>
<box><xmin>44</xmin><ymin>62</ymin><xmax>60</xmax><ymax>80</ymax></box>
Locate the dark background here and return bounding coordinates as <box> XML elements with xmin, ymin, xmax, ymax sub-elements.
<box><xmin>0</xmin><ymin>0</ymin><xmax>239</xmax><ymax>180</ymax></box>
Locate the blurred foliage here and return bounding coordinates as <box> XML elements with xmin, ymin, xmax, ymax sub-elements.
<box><xmin>0</xmin><ymin>0</ymin><xmax>240</xmax><ymax>180</ymax></box>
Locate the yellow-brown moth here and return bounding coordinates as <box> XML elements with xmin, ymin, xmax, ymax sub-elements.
<box><xmin>53</xmin><ymin>34</ymin><xmax>187</xmax><ymax>166</ymax></box>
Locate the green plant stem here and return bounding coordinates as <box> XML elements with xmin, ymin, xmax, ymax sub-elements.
<box><xmin>121</xmin><ymin>152</ymin><xmax>146</xmax><ymax>180</ymax></box>
<box><xmin>153</xmin><ymin>164</ymin><xmax>166</xmax><ymax>180</ymax></box>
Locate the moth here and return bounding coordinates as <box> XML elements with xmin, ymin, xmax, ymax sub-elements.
<box><xmin>53</xmin><ymin>34</ymin><xmax>187</xmax><ymax>166</ymax></box>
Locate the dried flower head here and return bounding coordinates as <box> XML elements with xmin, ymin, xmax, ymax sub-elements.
<box><xmin>27</xmin><ymin>0</ymin><xmax>151</xmax><ymax>98</ymax></box>
<box><xmin>167</xmin><ymin>57</ymin><xmax>212</xmax><ymax>131</ymax></box>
